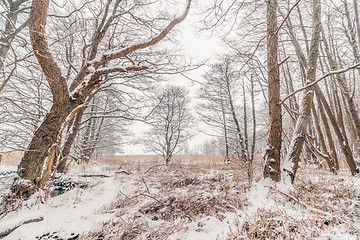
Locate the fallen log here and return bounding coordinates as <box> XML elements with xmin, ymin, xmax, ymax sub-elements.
<box><xmin>115</xmin><ymin>170</ymin><xmax>131</xmax><ymax>175</ymax></box>
<box><xmin>0</xmin><ymin>215</ymin><xmax>44</xmax><ymax>238</ymax></box>
<box><xmin>78</xmin><ymin>174</ymin><xmax>111</xmax><ymax>178</ymax></box>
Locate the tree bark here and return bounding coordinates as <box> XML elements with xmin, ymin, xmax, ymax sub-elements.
<box><xmin>263</xmin><ymin>0</ymin><xmax>282</xmax><ymax>182</ymax></box>
<box><xmin>311</xmin><ymin>104</ymin><xmax>335</xmax><ymax>171</ymax></box>
<box><xmin>316</xmin><ymin>94</ymin><xmax>339</xmax><ymax>170</ymax></box>
<box><xmin>18</xmin><ymin>104</ymin><xmax>75</xmax><ymax>181</ymax></box>
<box><xmin>17</xmin><ymin>0</ymin><xmax>74</xmax><ymax>182</ymax></box>
<box><xmin>354</xmin><ymin>0</ymin><xmax>360</xmax><ymax>48</ymax></box>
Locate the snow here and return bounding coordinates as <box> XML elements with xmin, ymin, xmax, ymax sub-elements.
<box><xmin>0</xmin><ymin>165</ymin><xmax>16</xmax><ymax>195</ymax></box>
<box><xmin>1</xmin><ymin>170</ymin><xmax>120</xmax><ymax>239</ymax></box>
<box><xmin>169</xmin><ymin>213</ymin><xmax>238</xmax><ymax>240</ymax></box>
<box><xmin>0</xmin><ymin>165</ymin><xmax>17</xmax><ymax>172</ymax></box>
<box><xmin>0</xmin><ymin>213</ymin><xmax>43</xmax><ymax>236</ymax></box>
<box><xmin>87</xmin><ymin>55</ymin><xmax>102</xmax><ymax>65</ymax></box>
<box><xmin>1</xmin><ymin>158</ymin><xmax>359</xmax><ymax>239</ymax></box>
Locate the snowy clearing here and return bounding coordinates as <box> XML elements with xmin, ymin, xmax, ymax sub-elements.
<box><xmin>0</xmin><ymin>155</ymin><xmax>359</xmax><ymax>239</ymax></box>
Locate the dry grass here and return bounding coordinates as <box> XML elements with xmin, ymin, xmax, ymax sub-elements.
<box><xmin>0</xmin><ymin>154</ymin><xmax>22</xmax><ymax>166</ymax></box>
<box><xmin>223</xmin><ymin>167</ymin><xmax>360</xmax><ymax>240</ymax></box>
<box><xmin>97</xmin><ymin>154</ymin><xmax>226</xmax><ymax>165</ymax></box>
<box><xmin>77</xmin><ymin>155</ymin><xmax>255</xmax><ymax>239</ymax></box>
<box><xmin>225</xmin><ymin>208</ymin><xmax>337</xmax><ymax>240</ymax></box>
<box><xmin>91</xmin><ymin>157</ymin><xmax>359</xmax><ymax>239</ymax></box>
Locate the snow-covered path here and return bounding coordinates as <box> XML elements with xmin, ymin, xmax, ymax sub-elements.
<box><xmin>1</xmin><ymin>175</ymin><xmax>119</xmax><ymax>240</ymax></box>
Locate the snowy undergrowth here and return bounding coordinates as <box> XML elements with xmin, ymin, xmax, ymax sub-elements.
<box><xmin>0</xmin><ymin>158</ymin><xmax>359</xmax><ymax>239</ymax></box>
<box><xmin>223</xmin><ymin>167</ymin><xmax>360</xmax><ymax>240</ymax></box>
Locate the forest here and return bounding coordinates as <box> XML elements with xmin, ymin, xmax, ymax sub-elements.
<box><xmin>0</xmin><ymin>0</ymin><xmax>359</xmax><ymax>239</ymax></box>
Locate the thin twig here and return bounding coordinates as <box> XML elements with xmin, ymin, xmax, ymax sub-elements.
<box><xmin>278</xmin><ymin>56</ymin><xmax>290</xmax><ymax>67</ymax></box>
<box><xmin>273</xmin><ymin>0</ymin><xmax>302</xmax><ymax>37</ymax></box>
<box><xmin>143</xmin><ymin>164</ymin><xmax>178</xmax><ymax>174</ymax></box>
<box><xmin>132</xmin><ymin>193</ymin><xmax>164</xmax><ymax>204</ymax></box>
<box><xmin>141</xmin><ymin>177</ymin><xmax>150</xmax><ymax>194</ymax></box>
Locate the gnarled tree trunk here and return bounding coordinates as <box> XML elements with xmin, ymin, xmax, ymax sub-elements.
<box><xmin>17</xmin><ymin>103</ymin><xmax>76</xmax><ymax>181</ymax></box>
<box><xmin>17</xmin><ymin>0</ymin><xmax>72</xmax><ymax>183</ymax></box>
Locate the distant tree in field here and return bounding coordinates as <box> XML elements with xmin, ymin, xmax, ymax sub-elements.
<box><xmin>197</xmin><ymin>60</ymin><xmax>233</xmax><ymax>164</ymax></box>
<box><xmin>145</xmin><ymin>85</ymin><xmax>193</xmax><ymax>165</ymax></box>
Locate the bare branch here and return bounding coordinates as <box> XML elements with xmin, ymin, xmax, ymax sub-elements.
<box><xmin>281</xmin><ymin>62</ymin><xmax>360</xmax><ymax>105</ymax></box>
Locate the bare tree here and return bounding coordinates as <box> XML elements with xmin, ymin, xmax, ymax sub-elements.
<box><xmin>197</xmin><ymin>61</ymin><xmax>233</xmax><ymax>163</ymax></box>
<box><xmin>198</xmin><ymin>57</ymin><xmax>258</xmax><ymax>182</ymax></box>
<box><xmin>279</xmin><ymin>0</ymin><xmax>360</xmax><ymax>180</ymax></box>
<box><xmin>16</xmin><ymin>0</ymin><xmax>191</xmax><ymax>188</ymax></box>
<box><xmin>145</xmin><ymin>85</ymin><xmax>193</xmax><ymax>165</ymax></box>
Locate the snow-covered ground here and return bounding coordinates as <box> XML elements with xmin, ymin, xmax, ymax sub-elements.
<box><xmin>0</xmin><ymin>165</ymin><xmax>121</xmax><ymax>239</ymax></box>
<box><xmin>0</xmin><ymin>157</ymin><xmax>359</xmax><ymax>239</ymax></box>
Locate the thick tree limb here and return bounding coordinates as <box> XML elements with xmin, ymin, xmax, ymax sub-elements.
<box><xmin>93</xmin><ymin>0</ymin><xmax>191</xmax><ymax>66</ymax></box>
<box><xmin>71</xmin><ymin>0</ymin><xmax>191</xmax><ymax>92</ymax></box>
<box><xmin>29</xmin><ymin>0</ymin><xmax>69</xmax><ymax>104</ymax></box>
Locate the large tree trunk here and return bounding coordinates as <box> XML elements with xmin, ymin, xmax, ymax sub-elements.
<box><xmin>18</xmin><ymin>103</ymin><xmax>75</xmax><ymax>181</ymax></box>
<box><xmin>282</xmin><ymin>0</ymin><xmax>321</xmax><ymax>184</ymax></box>
<box><xmin>263</xmin><ymin>0</ymin><xmax>282</xmax><ymax>182</ymax></box>
<box><xmin>17</xmin><ymin>0</ymin><xmax>72</xmax><ymax>182</ymax></box>
<box><xmin>282</xmin><ymin>91</ymin><xmax>314</xmax><ymax>183</ymax></box>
